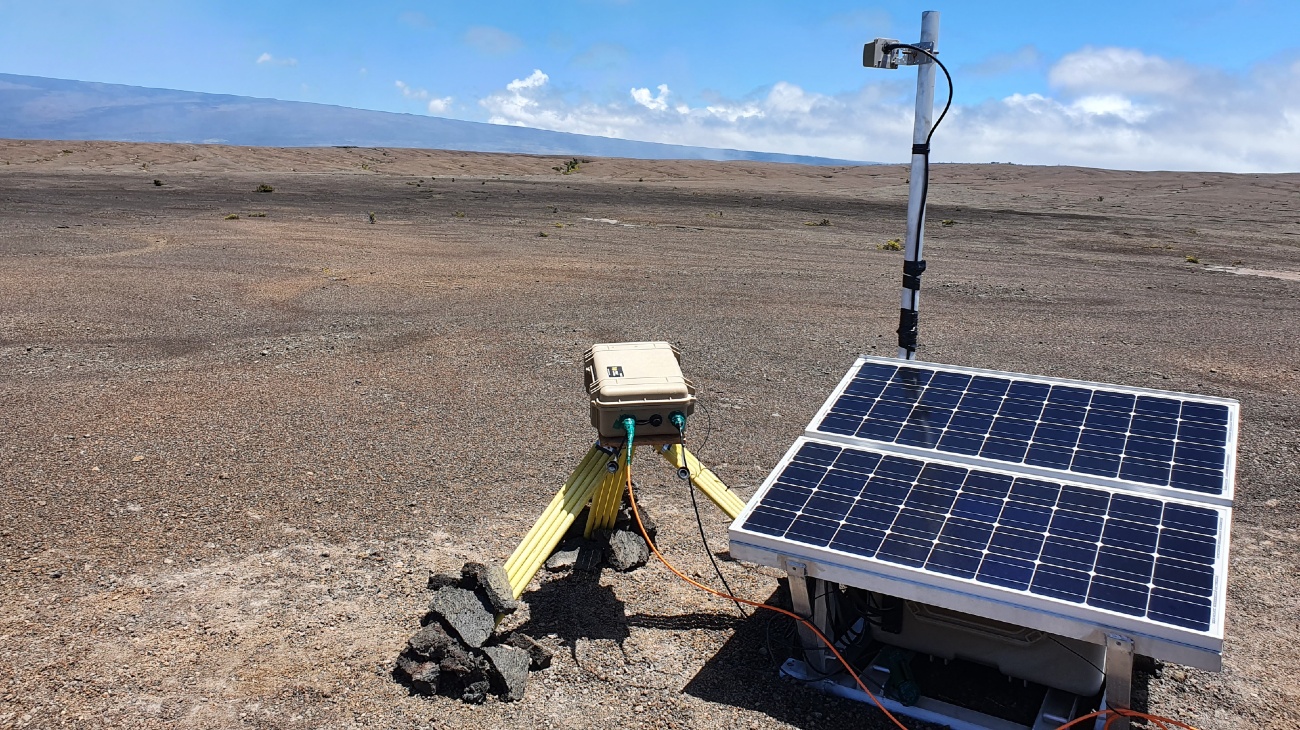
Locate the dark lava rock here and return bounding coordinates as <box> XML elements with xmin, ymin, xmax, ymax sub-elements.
<box><xmin>427</xmin><ymin>571</ymin><xmax>460</xmax><ymax>591</ymax></box>
<box><xmin>425</xmin><ymin>586</ymin><xmax>496</xmax><ymax>648</ymax></box>
<box><xmin>482</xmin><ymin>644</ymin><xmax>531</xmax><ymax>701</ymax></box>
<box><xmin>504</xmin><ymin>632</ymin><xmax>553</xmax><ymax>671</ymax></box>
<box><xmin>616</xmin><ymin>501</ymin><xmax>657</xmax><ymax>542</ymax></box>
<box><xmin>605</xmin><ymin>529</ymin><xmax>649</xmax><ymax>571</ymax></box>
<box><xmin>408</xmin><ymin>622</ymin><xmax>458</xmax><ymax>660</ymax></box>
<box><xmin>462</xmin><ymin>561</ymin><xmax>519</xmax><ymax>615</ymax></box>
<box><xmin>395</xmin><ymin>653</ymin><xmax>440</xmax><ymax>694</ymax></box>
<box><xmin>460</xmin><ymin>679</ymin><xmax>491</xmax><ymax>704</ymax></box>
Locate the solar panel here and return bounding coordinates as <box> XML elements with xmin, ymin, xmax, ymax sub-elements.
<box><xmin>730</xmin><ymin>357</ymin><xmax>1239</xmax><ymax>669</ymax></box>
<box><xmin>808</xmin><ymin>357</ymin><xmax>1239</xmax><ymax>505</ymax></box>
<box><xmin>731</xmin><ymin>437</ymin><xmax>1231</xmax><ymax>667</ymax></box>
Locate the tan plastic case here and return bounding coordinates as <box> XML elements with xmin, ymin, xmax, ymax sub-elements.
<box><xmin>584</xmin><ymin>341</ymin><xmax>696</xmax><ymax>438</ymax></box>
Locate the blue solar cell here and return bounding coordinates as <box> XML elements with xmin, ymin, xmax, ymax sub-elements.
<box><xmin>1049</xmin><ymin>510</ymin><xmax>1105</xmax><ymax>541</ymax></box>
<box><xmin>804</xmin><ymin>493</ymin><xmax>854</xmax><ymax>520</ymax></box>
<box><xmin>988</xmin><ymin>526</ymin><xmax>1045</xmax><ymax>561</ymax></box>
<box><xmin>819</xmin><ymin>471</ymin><xmax>868</xmax><ymax>497</ymax></box>
<box><xmin>1029</xmin><ymin>420</ymin><xmax>1081</xmax><ymax>444</ymax></box>
<box><xmin>918</xmin><ymin>463</ymin><xmax>968</xmax><ymax>489</ymax></box>
<box><xmin>926</xmin><ymin>545</ymin><xmax>982</xmax><ymax>579</ymax></box>
<box><xmin>1057</xmin><ymin>485</ymin><xmax>1110</xmax><ymax>514</ymax></box>
<box><xmin>765</xmin><ymin>485</ymin><xmax>813</xmax><ymax>512</ymax></box>
<box><xmin>877</xmin><ymin>456</ymin><xmax>924</xmax><ymax>482</ymax></box>
<box><xmin>1162</xmin><ymin>503</ymin><xmax>1219</xmax><ymax>535</ymax></box>
<box><xmin>1040</xmin><ymin>404</ymin><xmax>1088</xmax><ymax>427</ymax></box>
<box><xmin>786</xmin><ymin>514</ymin><xmax>839</xmax><ymax>546</ymax></box>
<box><xmin>969</xmin><ymin>376</ymin><xmax>1011</xmax><ymax>397</ymax></box>
<box><xmin>1147</xmin><ymin>589</ymin><xmax>1211</xmax><ymax>631</ymax></box>
<box><xmin>1000</xmin><ymin>503</ymin><xmax>1053</xmax><ymax>531</ymax></box>
<box><xmin>938</xmin><ymin>517</ymin><xmax>995</xmax><ymax>550</ymax></box>
<box><xmin>1012</xmin><ymin>478</ymin><xmax>1061</xmax><ymax>504</ymax></box>
<box><xmin>963</xmin><ymin>471</ymin><xmax>1014</xmax><ymax>498</ymax></box>
<box><xmin>1090</xmin><ymin>391</ymin><xmax>1136</xmax><ymax>413</ymax></box>
<box><xmin>1087</xmin><ymin>576</ymin><xmax>1150</xmax><ymax>616</ymax></box>
<box><xmin>1030</xmin><ymin>565</ymin><xmax>1091</xmax><ymax>603</ymax></box>
<box><xmin>1078</xmin><ymin>429</ymin><xmax>1127</xmax><ymax>454</ymax></box>
<box><xmin>1135</xmin><ymin>395</ymin><xmax>1181</xmax><ymax>419</ymax></box>
<box><xmin>1158</xmin><ymin>529</ymin><xmax>1217</xmax><ymax>563</ymax></box>
<box><xmin>834</xmin><ymin>394</ymin><xmax>877</xmax><ymax>416</ymax></box>
<box><xmin>742</xmin><ymin>506</ymin><xmax>796</xmax><ymax>536</ymax></box>
<box><xmin>819</xmin><ymin>413</ymin><xmax>860</xmax><ymax>435</ymax></box>
<box><xmin>1024</xmin><ymin>443</ymin><xmax>1075</xmax><ymax>470</ymax></box>
<box><xmin>892</xmin><ymin>510</ymin><xmax>946</xmax><ymax>541</ymax></box>
<box><xmin>904</xmin><ymin>485</ymin><xmax>960</xmax><ymax>513</ymax></box>
<box><xmin>1071</xmin><ymin>450</ymin><xmax>1121</xmax><ymax>478</ymax></box>
<box><xmin>830</xmin><ymin>526</ymin><xmax>886</xmax><ymax>555</ymax></box>
<box><xmin>1119</xmin><ymin>457</ymin><xmax>1171</xmax><ymax>485</ymax></box>
<box><xmin>1102</xmin><ymin>519</ymin><xmax>1159</xmax><ymax>553</ymax></box>
<box><xmin>1170</xmin><ymin>464</ymin><xmax>1224</xmax><ymax>494</ymax></box>
<box><xmin>795</xmin><ymin>442</ymin><xmax>841</xmax><ymax>465</ymax></box>
<box><xmin>1040</xmin><ymin>536</ymin><xmax>1098</xmax><ymax>571</ymax></box>
<box><xmin>897</xmin><ymin>414</ymin><xmax>949</xmax><ymax>448</ymax></box>
<box><xmin>1109</xmin><ymin>494</ymin><xmax>1164</xmax><ymax>523</ymax></box>
<box><xmin>1153</xmin><ymin>557</ymin><xmax>1215</xmax><ymax>597</ymax></box>
<box><xmin>848</xmin><ymin>501</ymin><xmax>901</xmax><ymax>530</ymax></box>
<box><xmin>861</xmin><ymin>477</ymin><xmax>910</xmax><ymax>506</ymax></box>
<box><xmin>939</xmin><ymin>430</ymin><xmax>986</xmax><ymax>456</ymax></box>
<box><xmin>951</xmin><ymin>493</ymin><xmax>1004</xmax><ymax>522</ymax></box>
<box><xmin>877</xmin><ymin>533</ymin><xmax>934</xmax><ymax>567</ymax></box>
<box><xmin>978</xmin><ymin>554</ymin><xmax>1035</xmax><ymax>590</ymax></box>
<box><xmin>1094</xmin><ymin>546</ymin><xmax>1155</xmax><ymax>583</ymax></box>
<box><xmin>1181</xmin><ymin>401</ymin><xmax>1230</xmax><ymax>424</ymax></box>
<box><xmin>991</xmin><ymin>417</ymin><xmax>1038</xmax><ymax>441</ymax></box>
<box><xmin>1177</xmin><ymin>420</ymin><xmax>1228</xmax><ymax>446</ymax></box>
<box><xmin>981</xmin><ymin>437</ymin><xmax>1029</xmax><ymax>462</ymax></box>
<box><xmin>834</xmin><ymin>449</ymin><xmax>882</xmax><ymax>474</ymax></box>
<box><xmin>960</xmin><ymin>393</ymin><xmax>1005</xmax><ymax>414</ymax></box>
<box><xmin>1129</xmin><ymin>415</ymin><xmax>1178</xmax><ymax>440</ymax></box>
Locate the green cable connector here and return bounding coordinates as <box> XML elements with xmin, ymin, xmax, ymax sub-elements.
<box><xmin>619</xmin><ymin>415</ymin><xmax>636</xmax><ymax>466</ymax></box>
<box><xmin>669</xmin><ymin>411</ymin><xmax>686</xmax><ymax>434</ymax></box>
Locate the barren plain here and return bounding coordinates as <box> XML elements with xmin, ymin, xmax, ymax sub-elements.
<box><xmin>1</xmin><ymin>139</ymin><xmax>1298</xmax><ymax>729</ymax></box>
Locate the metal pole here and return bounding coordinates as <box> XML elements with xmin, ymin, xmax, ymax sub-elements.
<box><xmin>897</xmin><ymin>11</ymin><xmax>939</xmax><ymax>361</ymax></box>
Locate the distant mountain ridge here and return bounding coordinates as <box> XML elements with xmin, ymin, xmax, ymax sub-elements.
<box><xmin>0</xmin><ymin>73</ymin><xmax>866</xmax><ymax>166</ymax></box>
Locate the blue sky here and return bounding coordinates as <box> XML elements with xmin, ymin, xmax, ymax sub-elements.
<box><xmin>2</xmin><ymin>1</ymin><xmax>1298</xmax><ymax>171</ymax></box>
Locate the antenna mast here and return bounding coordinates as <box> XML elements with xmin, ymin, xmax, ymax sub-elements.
<box><xmin>865</xmin><ymin>11</ymin><xmax>940</xmax><ymax>361</ymax></box>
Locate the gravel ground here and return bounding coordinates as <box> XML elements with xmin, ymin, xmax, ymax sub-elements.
<box><xmin>1</xmin><ymin>140</ymin><xmax>1297</xmax><ymax>729</ymax></box>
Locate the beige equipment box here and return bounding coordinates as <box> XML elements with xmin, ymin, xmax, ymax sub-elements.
<box><xmin>584</xmin><ymin>341</ymin><xmax>696</xmax><ymax>439</ymax></box>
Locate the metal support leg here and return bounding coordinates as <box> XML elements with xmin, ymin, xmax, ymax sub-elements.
<box><xmin>785</xmin><ymin>561</ymin><xmax>837</xmax><ymax>675</ymax></box>
<box><xmin>1099</xmin><ymin>634</ymin><xmax>1134</xmax><ymax>730</ymax></box>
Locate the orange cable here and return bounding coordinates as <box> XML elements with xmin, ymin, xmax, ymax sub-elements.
<box><xmin>623</xmin><ymin>463</ymin><xmax>912</xmax><ymax>730</ymax></box>
<box><xmin>623</xmin><ymin>459</ymin><xmax>1203</xmax><ymax>730</ymax></box>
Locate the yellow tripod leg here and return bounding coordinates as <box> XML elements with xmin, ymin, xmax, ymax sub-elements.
<box><xmin>585</xmin><ymin>456</ymin><xmax>628</xmax><ymax>537</ymax></box>
<box><xmin>504</xmin><ymin>445</ymin><xmax>607</xmax><ymax>598</ymax></box>
<box><xmin>503</xmin><ymin>444</ymin><xmax>603</xmax><ymax>576</ymax></box>
<box><xmin>659</xmin><ymin>443</ymin><xmax>747</xmax><ymax>520</ymax></box>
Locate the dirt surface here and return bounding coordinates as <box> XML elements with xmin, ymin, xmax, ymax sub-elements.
<box><xmin>2</xmin><ymin>139</ymin><xmax>1298</xmax><ymax>730</ymax></box>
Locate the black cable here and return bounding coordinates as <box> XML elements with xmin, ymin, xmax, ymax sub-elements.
<box><xmin>1047</xmin><ymin>634</ymin><xmax>1105</xmax><ymax>676</ymax></box>
<box><xmin>679</xmin><ymin>428</ymin><xmax>747</xmax><ymax>618</ymax></box>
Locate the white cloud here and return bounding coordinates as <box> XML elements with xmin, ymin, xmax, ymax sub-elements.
<box><xmin>630</xmin><ymin>84</ymin><xmax>671</xmax><ymax>111</ymax></box>
<box><xmin>256</xmin><ymin>52</ymin><xmax>297</xmax><ymax>67</ymax></box>
<box><xmin>472</xmin><ymin>50</ymin><xmax>1300</xmax><ymax>172</ymax></box>
<box><xmin>396</xmin><ymin>80</ymin><xmax>452</xmax><ymax>114</ymax></box>
<box><xmin>395</xmin><ymin>80</ymin><xmax>429</xmax><ymax>100</ymax></box>
<box><xmin>1049</xmin><ymin>47</ymin><xmax>1196</xmax><ymax>96</ymax></box>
